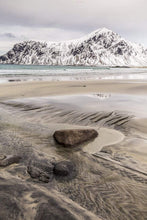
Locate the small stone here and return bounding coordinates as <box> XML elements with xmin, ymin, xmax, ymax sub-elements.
<box><xmin>27</xmin><ymin>166</ymin><xmax>41</xmax><ymax>178</ymax></box>
<box><xmin>0</xmin><ymin>154</ymin><xmax>6</xmax><ymax>160</ymax></box>
<box><xmin>53</xmin><ymin>161</ymin><xmax>76</xmax><ymax>179</ymax></box>
<box><xmin>0</xmin><ymin>155</ymin><xmax>21</xmax><ymax>167</ymax></box>
<box><xmin>27</xmin><ymin>159</ymin><xmax>54</xmax><ymax>183</ymax></box>
<box><xmin>53</xmin><ymin>129</ymin><xmax>98</xmax><ymax>147</ymax></box>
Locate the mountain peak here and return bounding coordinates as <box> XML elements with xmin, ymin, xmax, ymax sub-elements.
<box><xmin>91</xmin><ymin>27</ymin><xmax>113</xmax><ymax>35</ymax></box>
<box><xmin>97</xmin><ymin>27</ymin><xmax>111</xmax><ymax>33</ymax></box>
<box><xmin>85</xmin><ymin>27</ymin><xmax>120</xmax><ymax>43</ymax></box>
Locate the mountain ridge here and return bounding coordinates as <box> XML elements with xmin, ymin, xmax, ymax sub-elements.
<box><xmin>0</xmin><ymin>28</ymin><xmax>147</xmax><ymax>66</ymax></box>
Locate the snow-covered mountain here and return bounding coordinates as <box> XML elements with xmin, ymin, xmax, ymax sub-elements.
<box><xmin>0</xmin><ymin>28</ymin><xmax>147</xmax><ymax>66</ymax></box>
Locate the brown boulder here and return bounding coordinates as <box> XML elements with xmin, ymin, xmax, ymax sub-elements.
<box><xmin>53</xmin><ymin>129</ymin><xmax>98</xmax><ymax>147</ymax></box>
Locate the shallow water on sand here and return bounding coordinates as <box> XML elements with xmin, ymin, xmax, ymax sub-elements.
<box><xmin>10</xmin><ymin>93</ymin><xmax>147</xmax><ymax>118</ymax></box>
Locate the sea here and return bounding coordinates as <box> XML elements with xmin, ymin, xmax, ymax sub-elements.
<box><xmin>0</xmin><ymin>64</ymin><xmax>147</xmax><ymax>83</ymax></box>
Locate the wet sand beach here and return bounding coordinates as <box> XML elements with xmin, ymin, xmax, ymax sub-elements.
<box><xmin>0</xmin><ymin>79</ymin><xmax>147</xmax><ymax>220</ymax></box>
<box><xmin>0</xmin><ymin>79</ymin><xmax>147</xmax><ymax>100</ymax></box>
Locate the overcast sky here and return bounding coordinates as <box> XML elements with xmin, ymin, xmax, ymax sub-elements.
<box><xmin>0</xmin><ymin>0</ymin><xmax>147</xmax><ymax>54</ymax></box>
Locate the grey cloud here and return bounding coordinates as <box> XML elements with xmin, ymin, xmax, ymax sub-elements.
<box><xmin>0</xmin><ymin>0</ymin><xmax>146</xmax><ymax>48</ymax></box>
<box><xmin>0</xmin><ymin>33</ymin><xmax>16</xmax><ymax>39</ymax></box>
<box><xmin>0</xmin><ymin>0</ymin><xmax>146</xmax><ymax>28</ymax></box>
